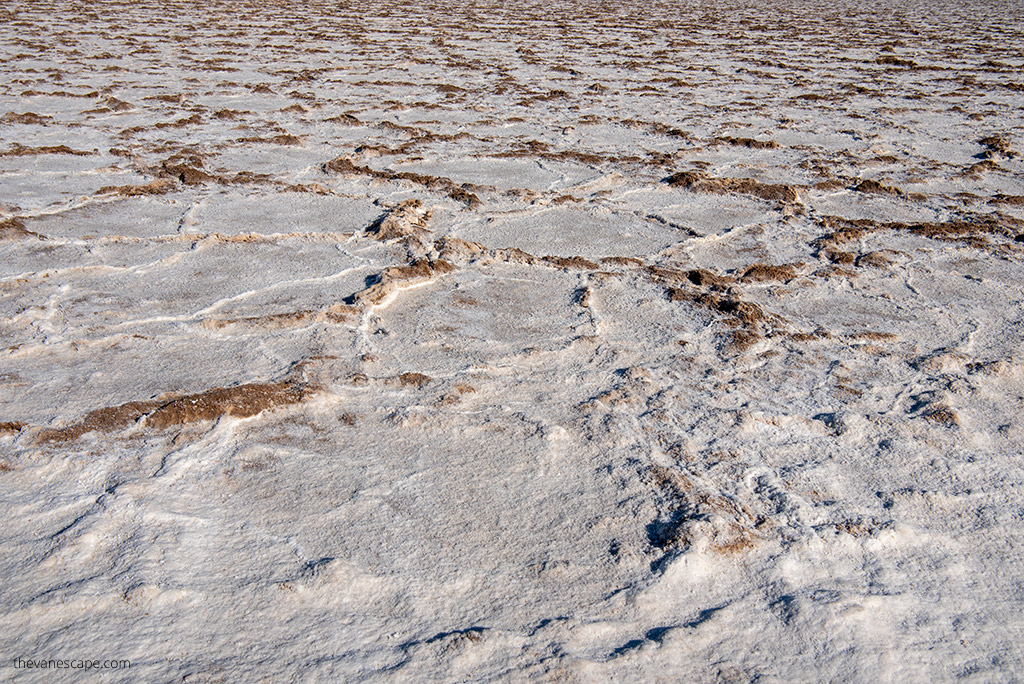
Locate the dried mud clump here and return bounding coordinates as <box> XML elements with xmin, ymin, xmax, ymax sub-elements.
<box><xmin>366</xmin><ymin>199</ymin><xmax>432</xmax><ymax>242</ymax></box>
<box><xmin>643</xmin><ymin>467</ymin><xmax>761</xmax><ymax>555</ymax></box>
<box><xmin>326</xmin><ymin>113</ymin><xmax>361</xmax><ymax>126</ymax></box>
<box><xmin>667</xmin><ymin>287</ymin><xmax>769</xmax><ymax>329</ymax></box>
<box><xmin>991</xmin><ymin>194</ymin><xmax>1024</xmax><ymax>206</ymax></box>
<box><xmin>395</xmin><ymin>372</ymin><xmax>432</xmax><ymax>388</ymax></box>
<box><xmin>665</xmin><ymin>170</ymin><xmax>801</xmax><ymax>204</ymax></box>
<box><xmin>542</xmin><ymin>255</ymin><xmax>599</xmax><ymax>270</ymax></box>
<box><xmin>855</xmin><ymin>251</ymin><xmax>897</xmax><ymax>268</ymax></box>
<box><xmin>809</xmin><ymin>213</ymin><xmax>1014</xmax><ymax>256</ymax></box>
<box><xmin>646</xmin><ymin>266</ymin><xmax>734</xmax><ymax>290</ymax></box>
<box><xmin>493</xmin><ymin>142</ymin><xmax>607</xmax><ymax>166</ymax></box>
<box><xmin>97</xmin><ymin>95</ymin><xmax>135</xmax><ymax>112</ymax></box>
<box><xmin>963</xmin><ymin>160</ymin><xmax>1003</xmax><ymax>178</ymax></box>
<box><xmin>202</xmin><ymin>304</ymin><xmax>358</xmax><ymax>331</ymax></box>
<box><xmin>823</xmin><ymin>250</ymin><xmax>857</xmax><ymax>265</ymax></box>
<box><xmin>725</xmin><ymin>329</ymin><xmax>763</xmax><ymax>352</ymax></box>
<box><xmin>1</xmin><ymin>111</ymin><xmax>52</xmax><ymax>125</ymax></box>
<box><xmin>716</xmin><ymin>136</ymin><xmax>780</xmax><ymax>149</ymax></box>
<box><xmin>485</xmin><ymin>247</ymin><xmax>534</xmax><ymax>265</ymax></box>
<box><xmin>790</xmin><ymin>329</ymin><xmax>833</xmax><ymax>342</ymax></box>
<box><xmin>921</xmin><ymin>404</ymin><xmax>961</xmax><ymax>428</ymax></box>
<box><xmin>158</xmin><ymin>155</ymin><xmax>215</xmax><ymax>185</ymax></box>
<box><xmin>434</xmin><ymin>236</ymin><xmax>486</xmax><ymax>263</ymax></box>
<box><xmin>0</xmin><ymin>421</ymin><xmax>26</xmax><ymax>436</ymax></box>
<box><xmin>96</xmin><ymin>179</ymin><xmax>176</xmax><ymax>197</ymax></box>
<box><xmin>0</xmin><ymin>144</ymin><xmax>93</xmax><ymax>157</ymax></box>
<box><xmin>876</xmin><ymin>55</ymin><xmax>918</xmax><ymax>68</ymax></box>
<box><xmin>849</xmin><ymin>331</ymin><xmax>898</xmax><ymax>342</ymax></box>
<box><xmin>978</xmin><ymin>134</ymin><xmax>1016</xmax><ymax>159</ymax></box>
<box><xmin>37</xmin><ymin>399</ymin><xmax>167</xmax><ymax>443</ymax></box>
<box><xmin>684</xmin><ymin>268</ymin><xmax>734</xmax><ymax>289</ymax></box>
<box><xmin>347</xmin><ymin>258</ymin><xmax>456</xmax><ymax>306</ymax></box>
<box><xmin>738</xmin><ymin>263</ymin><xmax>802</xmax><ymax>282</ymax></box>
<box><xmin>813</xmin><ymin>264</ymin><xmax>858</xmax><ymax>279</ymax></box>
<box><xmin>601</xmin><ymin>256</ymin><xmax>644</xmax><ymax>268</ymax></box>
<box><xmin>155</xmin><ymin>155</ymin><xmax>270</xmax><ymax>186</ymax></box>
<box><xmin>322</xmin><ymin>157</ymin><xmax>481</xmax><ymax>207</ymax></box>
<box><xmin>36</xmin><ymin>381</ymin><xmax>323</xmax><ymax>442</ymax></box>
<box><xmin>238</xmin><ymin>134</ymin><xmax>303</xmax><ymax>145</ymax></box>
<box><xmin>908</xmin><ymin>216</ymin><xmax>1022</xmax><ymax>245</ymax></box>
<box><xmin>0</xmin><ymin>217</ymin><xmax>38</xmax><ymax>240</ymax></box>
<box><xmin>812</xmin><ymin>217</ymin><xmax>882</xmax><ymax>255</ymax></box>
<box><xmin>854</xmin><ymin>179</ymin><xmax>904</xmax><ymax>196</ymax></box>
<box><xmin>155</xmin><ymin>114</ymin><xmax>203</xmax><ymax>129</ymax></box>
<box><xmin>144</xmin><ymin>382</ymin><xmax>321</xmax><ymax>428</ymax></box>
<box><xmin>656</xmin><ymin>262</ymin><xmax>785</xmax><ymax>354</ymax></box>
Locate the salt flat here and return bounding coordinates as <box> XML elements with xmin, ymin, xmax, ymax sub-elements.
<box><xmin>1</xmin><ymin>0</ymin><xmax>1023</xmax><ymax>680</ymax></box>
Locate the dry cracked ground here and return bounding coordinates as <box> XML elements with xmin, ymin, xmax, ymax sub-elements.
<box><xmin>1</xmin><ymin>0</ymin><xmax>1024</xmax><ymax>680</ymax></box>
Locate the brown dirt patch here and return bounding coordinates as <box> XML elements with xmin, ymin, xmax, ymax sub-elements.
<box><xmin>367</xmin><ymin>199</ymin><xmax>432</xmax><ymax>242</ymax></box>
<box><xmin>738</xmin><ymin>263</ymin><xmax>802</xmax><ymax>282</ymax></box>
<box><xmin>0</xmin><ymin>421</ymin><xmax>26</xmax><ymax>436</ymax></box>
<box><xmin>686</xmin><ymin>268</ymin><xmax>735</xmax><ymax>289</ymax></box>
<box><xmin>992</xmin><ymin>194</ymin><xmax>1024</xmax><ymax>205</ymax></box>
<box><xmin>1</xmin><ymin>111</ymin><xmax>52</xmax><ymax>125</ymax></box>
<box><xmin>665</xmin><ymin>170</ymin><xmax>801</xmax><ymax>203</ymax></box>
<box><xmin>715</xmin><ymin>136</ymin><xmax>779</xmax><ymax>149</ymax></box>
<box><xmin>396</xmin><ymin>372</ymin><xmax>432</xmax><ymax>388</ymax></box>
<box><xmin>921</xmin><ymin>404</ymin><xmax>961</xmax><ymax>428</ymax></box>
<box><xmin>0</xmin><ymin>144</ymin><xmax>93</xmax><ymax>157</ymax></box>
<box><xmin>600</xmin><ymin>256</ymin><xmax>644</xmax><ymax>267</ymax></box>
<box><xmin>202</xmin><ymin>304</ymin><xmax>358</xmax><ymax>330</ymax></box>
<box><xmin>158</xmin><ymin>155</ymin><xmax>216</xmax><ymax>184</ymax></box>
<box><xmin>322</xmin><ymin>157</ymin><xmax>481</xmax><ymax>207</ymax></box>
<box><xmin>542</xmin><ymin>255</ymin><xmax>599</xmax><ymax>270</ymax></box>
<box><xmin>238</xmin><ymin>134</ymin><xmax>303</xmax><ymax>145</ymax></box>
<box><xmin>36</xmin><ymin>381</ymin><xmax>323</xmax><ymax>442</ymax></box>
<box><xmin>434</xmin><ymin>236</ymin><xmax>486</xmax><ymax>262</ymax></box>
<box><xmin>854</xmin><ymin>179</ymin><xmax>904</xmax><ymax>196</ymax></box>
<box><xmin>96</xmin><ymin>179</ymin><xmax>177</xmax><ymax>196</ymax></box>
<box><xmin>145</xmin><ymin>382</ymin><xmax>321</xmax><ymax>428</ymax></box>
<box><xmin>848</xmin><ymin>331</ymin><xmax>898</xmax><ymax>342</ymax></box>
<box><xmin>667</xmin><ymin>288</ymin><xmax>769</xmax><ymax>329</ymax></box>
<box><xmin>0</xmin><ymin>217</ymin><xmax>39</xmax><ymax>240</ymax></box>
<box><xmin>978</xmin><ymin>134</ymin><xmax>1016</xmax><ymax>159</ymax></box>
<box><xmin>347</xmin><ymin>258</ymin><xmax>456</xmax><ymax>306</ymax></box>
<box><xmin>855</xmin><ymin>251</ymin><xmax>896</xmax><ymax>268</ymax></box>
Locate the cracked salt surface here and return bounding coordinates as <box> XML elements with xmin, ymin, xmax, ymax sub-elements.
<box><xmin>1</xmin><ymin>0</ymin><xmax>1024</xmax><ymax>680</ymax></box>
